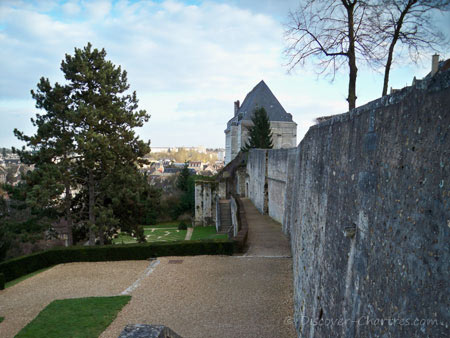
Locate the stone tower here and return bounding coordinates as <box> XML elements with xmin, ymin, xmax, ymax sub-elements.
<box><xmin>224</xmin><ymin>80</ymin><xmax>297</xmax><ymax>164</ymax></box>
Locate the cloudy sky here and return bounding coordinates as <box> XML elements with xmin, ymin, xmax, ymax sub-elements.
<box><xmin>1</xmin><ymin>0</ymin><xmax>449</xmax><ymax>149</ymax></box>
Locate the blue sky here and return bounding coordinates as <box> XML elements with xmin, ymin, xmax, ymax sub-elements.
<box><xmin>1</xmin><ymin>0</ymin><xmax>449</xmax><ymax>149</ymax></box>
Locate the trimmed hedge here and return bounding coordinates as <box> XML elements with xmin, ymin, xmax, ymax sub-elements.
<box><xmin>0</xmin><ymin>239</ymin><xmax>233</xmax><ymax>283</ymax></box>
<box><xmin>0</xmin><ymin>272</ymin><xmax>4</xmax><ymax>290</ymax></box>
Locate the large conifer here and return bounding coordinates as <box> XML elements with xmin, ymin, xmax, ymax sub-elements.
<box><xmin>241</xmin><ymin>107</ymin><xmax>273</xmax><ymax>151</ymax></box>
<box><xmin>15</xmin><ymin>43</ymin><xmax>151</xmax><ymax>245</ymax></box>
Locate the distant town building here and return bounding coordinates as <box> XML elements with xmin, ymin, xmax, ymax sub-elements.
<box><xmin>188</xmin><ymin>161</ymin><xmax>203</xmax><ymax>172</ymax></box>
<box><xmin>217</xmin><ymin>150</ymin><xmax>225</xmax><ymax>161</ymax></box>
<box><xmin>149</xmin><ymin>146</ymin><xmax>208</xmax><ymax>154</ymax></box>
<box><xmin>0</xmin><ymin>166</ymin><xmax>6</xmax><ymax>184</ymax></box>
<box><xmin>150</xmin><ymin>147</ymin><xmax>179</xmax><ymax>153</ymax></box>
<box><xmin>224</xmin><ymin>80</ymin><xmax>297</xmax><ymax>164</ymax></box>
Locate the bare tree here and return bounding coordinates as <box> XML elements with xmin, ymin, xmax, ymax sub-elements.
<box><xmin>369</xmin><ymin>0</ymin><xmax>450</xmax><ymax>96</ymax></box>
<box><xmin>284</xmin><ymin>0</ymin><xmax>381</xmax><ymax>110</ymax></box>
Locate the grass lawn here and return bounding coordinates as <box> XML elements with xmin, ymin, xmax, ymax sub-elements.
<box><xmin>112</xmin><ymin>223</ymin><xmax>225</xmax><ymax>244</ymax></box>
<box><xmin>191</xmin><ymin>226</ymin><xmax>228</xmax><ymax>240</ymax></box>
<box><xmin>16</xmin><ymin>296</ymin><xmax>130</xmax><ymax>338</ymax></box>
<box><xmin>112</xmin><ymin>233</ymin><xmax>137</xmax><ymax>244</ymax></box>
<box><xmin>144</xmin><ymin>228</ymin><xmax>187</xmax><ymax>241</ymax></box>
<box><xmin>5</xmin><ymin>266</ymin><xmax>54</xmax><ymax>289</ymax></box>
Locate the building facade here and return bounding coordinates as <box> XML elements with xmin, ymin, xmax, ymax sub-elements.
<box><xmin>224</xmin><ymin>80</ymin><xmax>297</xmax><ymax>164</ymax></box>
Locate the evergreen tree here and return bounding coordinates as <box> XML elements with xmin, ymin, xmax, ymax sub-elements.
<box><xmin>14</xmin><ymin>79</ymin><xmax>76</xmax><ymax>245</ymax></box>
<box><xmin>14</xmin><ymin>43</ymin><xmax>151</xmax><ymax>245</ymax></box>
<box><xmin>241</xmin><ymin>107</ymin><xmax>273</xmax><ymax>151</ymax></box>
<box><xmin>177</xmin><ymin>162</ymin><xmax>191</xmax><ymax>192</ymax></box>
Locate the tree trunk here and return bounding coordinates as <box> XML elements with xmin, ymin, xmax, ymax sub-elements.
<box><xmin>99</xmin><ymin>227</ymin><xmax>104</xmax><ymax>245</ymax></box>
<box><xmin>346</xmin><ymin>1</ymin><xmax>357</xmax><ymax>110</ymax></box>
<box><xmin>382</xmin><ymin>45</ymin><xmax>395</xmax><ymax>96</ymax></box>
<box><xmin>88</xmin><ymin>168</ymin><xmax>96</xmax><ymax>245</ymax></box>
<box><xmin>64</xmin><ymin>181</ymin><xmax>73</xmax><ymax>246</ymax></box>
<box><xmin>382</xmin><ymin>1</ymin><xmax>414</xmax><ymax>96</ymax></box>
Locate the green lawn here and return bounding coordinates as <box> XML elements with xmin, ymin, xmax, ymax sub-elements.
<box><xmin>112</xmin><ymin>224</ymin><xmax>225</xmax><ymax>244</ymax></box>
<box><xmin>144</xmin><ymin>228</ymin><xmax>187</xmax><ymax>241</ymax></box>
<box><xmin>112</xmin><ymin>233</ymin><xmax>137</xmax><ymax>244</ymax></box>
<box><xmin>16</xmin><ymin>296</ymin><xmax>130</xmax><ymax>338</ymax></box>
<box><xmin>5</xmin><ymin>266</ymin><xmax>54</xmax><ymax>289</ymax></box>
<box><xmin>112</xmin><ymin>227</ymin><xmax>187</xmax><ymax>244</ymax></box>
<box><xmin>191</xmin><ymin>226</ymin><xmax>228</xmax><ymax>240</ymax></box>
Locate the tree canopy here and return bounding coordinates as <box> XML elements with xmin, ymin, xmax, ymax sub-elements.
<box><xmin>14</xmin><ymin>43</ymin><xmax>152</xmax><ymax>245</ymax></box>
<box><xmin>284</xmin><ymin>0</ymin><xmax>450</xmax><ymax>108</ymax></box>
<box><xmin>241</xmin><ymin>107</ymin><xmax>273</xmax><ymax>151</ymax></box>
<box><xmin>368</xmin><ymin>0</ymin><xmax>450</xmax><ymax>96</ymax></box>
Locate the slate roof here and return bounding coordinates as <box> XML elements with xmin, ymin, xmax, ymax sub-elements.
<box><xmin>227</xmin><ymin>80</ymin><xmax>293</xmax><ymax>128</ymax></box>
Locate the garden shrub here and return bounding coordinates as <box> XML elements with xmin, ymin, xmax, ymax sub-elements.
<box><xmin>178</xmin><ymin>221</ymin><xmax>187</xmax><ymax>230</ymax></box>
<box><xmin>0</xmin><ymin>272</ymin><xmax>4</xmax><ymax>290</ymax></box>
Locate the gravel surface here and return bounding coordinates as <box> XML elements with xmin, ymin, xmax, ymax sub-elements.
<box><xmin>0</xmin><ymin>199</ymin><xmax>296</xmax><ymax>338</ymax></box>
<box><xmin>101</xmin><ymin>255</ymin><xmax>295</xmax><ymax>338</ymax></box>
<box><xmin>0</xmin><ymin>261</ymin><xmax>148</xmax><ymax>338</ymax></box>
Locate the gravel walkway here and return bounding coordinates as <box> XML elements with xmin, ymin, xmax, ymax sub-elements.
<box><xmin>0</xmin><ymin>199</ymin><xmax>296</xmax><ymax>338</ymax></box>
<box><xmin>185</xmin><ymin>227</ymin><xmax>193</xmax><ymax>240</ymax></box>
<box><xmin>0</xmin><ymin>261</ymin><xmax>148</xmax><ymax>338</ymax></box>
<box><xmin>101</xmin><ymin>255</ymin><xmax>295</xmax><ymax>338</ymax></box>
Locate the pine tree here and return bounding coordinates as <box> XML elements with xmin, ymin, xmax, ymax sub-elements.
<box><xmin>177</xmin><ymin>162</ymin><xmax>191</xmax><ymax>192</ymax></box>
<box><xmin>241</xmin><ymin>107</ymin><xmax>273</xmax><ymax>151</ymax></box>
<box><xmin>14</xmin><ymin>43</ymin><xmax>151</xmax><ymax>245</ymax></box>
<box><xmin>15</xmin><ymin>79</ymin><xmax>76</xmax><ymax>245</ymax></box>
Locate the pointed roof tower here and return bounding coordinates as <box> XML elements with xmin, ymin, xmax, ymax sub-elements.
<box><xmin>239</xmin><ymin>80</ymin><xmax>293</xmax><ymax>121</ymax></box>
<box><xmin>227</xmin><ymin>80</ymin><xmax>293</xmax><ymax>127</ymax></box>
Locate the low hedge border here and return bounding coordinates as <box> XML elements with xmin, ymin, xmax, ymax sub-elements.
<box><xmin>0</xmin><ymin>239</ymin><xmax>234</xmax><ymax>283</ymax></box>
<box><xmin>231</xmin><ymin>194</ymin><xmax>249</xmax><ymax>253</ymax></box>
<box><xmin>0</xmin><ymin>272</ymin><xmax>4</xmax><ymax>290</ymax></box>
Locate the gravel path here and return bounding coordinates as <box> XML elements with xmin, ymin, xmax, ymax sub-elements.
<box><xmin>101</xmin><ymin>255</ymin><xmax>295</xmax><ymax>338</ymax></box>
<box><xmin>0</xmin><ymin>261</ymin><xmax>148</xmax><ymax>338</ymax></box>
<box><xmin>242</xmin><ymin>198</ymin><xmax>292</xmax><ymax>258</ymax></box>
<box><xmin>0</xmin><ymin>199</ymin><xmax>296</xmax><ymax>337</ymax></box>
<box><xmin>185</xmin><ymin>227</ymin><xmax>193</xmax><ymax>240</ymax></box>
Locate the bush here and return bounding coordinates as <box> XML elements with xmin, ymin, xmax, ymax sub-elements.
<box><xmin>178</xmin><ymin>221</ymin><xmax>188</xmax><ymax>230</ymax></box>
<box><xmin>0</xmin><ymin>239</ymin><xmax>233</xmax><ymax>283</ymax></box>
<box><xmin>0</xmin><ymin>272</ymin><xmax>4</xmax><ymax>290</ymax></box>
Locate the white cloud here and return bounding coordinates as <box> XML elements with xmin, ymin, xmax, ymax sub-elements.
<box><xmin>62</xmin><ymin>0</ymin><xmax>81</xmax><ymax>16</ymax></box>
<box><xmin>1</xmin><ymin>0</ymin><xmax>448</xmax><ymax>148</ymax></box>
<box><xmin>83</xmin><ymin>0</ymin><xmax>112</xmax><ymax>20</ymax></box>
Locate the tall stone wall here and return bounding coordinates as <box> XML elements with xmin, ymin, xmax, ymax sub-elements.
<box><xmin>246</xmin><ymin>148</ymin><xmax>297</xmax><ymax>225</ymax></box>
<box><xmin>282</xmin><ymin>148</ymin><xmax>298</xmax><ymax>236</ymax></box>
<box><xmin>267</xmin><ymin>149</ymin><xmax>290</xmax><ymax>224</ymax></box>
<box><xmin>246</xmin><ymin>149</ymin><xmax>267</xmax><ymax>213</ymax></box>
<box><xmin>245</xmin><ymin>70</ymin><xmax>450</xmax><ymax>337</ymax></box>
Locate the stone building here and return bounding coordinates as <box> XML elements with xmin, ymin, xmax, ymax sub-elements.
<box><xmin>224</xmin><ymin>80</ymin><xmax>297</xmax><ymax>164</ymax></box>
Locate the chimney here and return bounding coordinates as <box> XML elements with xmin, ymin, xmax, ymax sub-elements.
<box><xmin>431</xmin><ymin>54</ymin><xmax>439</xmax><ymax>76</ymax></box>
<box><xmin>234</xmin><ymin>100</ymin><xmax>240</xmax><ymax>116</ymax></box>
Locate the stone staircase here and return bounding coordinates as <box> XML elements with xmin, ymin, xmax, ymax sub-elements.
<box><xmin>218</xmin><ymin>200</ymin><xmax>233</xmax><ymax>237</ymax></box>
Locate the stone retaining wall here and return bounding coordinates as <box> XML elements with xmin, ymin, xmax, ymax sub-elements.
<box><xmin>246</xmin><ymin>70</ymin><xmax>450</xmax><ymax>337</ymax></box>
